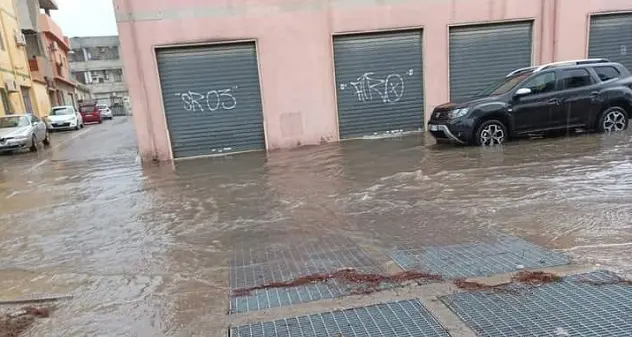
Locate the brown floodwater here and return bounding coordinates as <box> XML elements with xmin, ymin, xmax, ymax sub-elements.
<box><xmin>0</xmin><ymin>119</ymin><xmax>630</xmax><ymax>336</ymax></box>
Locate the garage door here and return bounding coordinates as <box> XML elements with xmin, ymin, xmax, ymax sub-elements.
<box><xmin>157</xmin><ymin>43</ymin><xmax>265</xmax><ymax>158</ymax></box>
<box><xmin>333</xmin><ymin>31</ymin><xmax>424</xmax><ymax>139</ymax></box>
<box><xmin>588</xmin><ymin>14</ymin><xmax>632</xmax><ymax>71</ymax></box>
<box><xmin>449</xmin><ymin>22</ymin><xmax>533</xmax><ymax>102</ymax></box>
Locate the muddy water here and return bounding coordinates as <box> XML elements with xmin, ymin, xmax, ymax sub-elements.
<box><xmin>0</xmin><ymin>120</ymin><xmax>631</xmax><ymax>336</ymax></box>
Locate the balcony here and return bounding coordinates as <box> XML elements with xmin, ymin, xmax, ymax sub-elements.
<box><xmin>28</xmin><ymin>56</ymin><xmax>48</xmax><ymax>83</ymax></box>
<box><xmin>39</xmin><ymin>0</ymin><xmax>58</xmax><ymax>10</ymax></box>
<box><xmin>70</xmin><ymin>59</ymin><xmax>123</xmax><ymax>72</ymax></box>
<box><xmin>87</xmin><ymin>82</ymin><xmax>127</xmax><ymax>95</ymax></box>
<box><xmin>39</xmin><ymin>13</ymin><xmax>68</xmax><ymax>49</ymax></box>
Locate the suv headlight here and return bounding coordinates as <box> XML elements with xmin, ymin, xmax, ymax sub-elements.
<box><xmin>448</xmin><ymin>108</ymin><xmax>469</xmax><ymax>119</ymax></box>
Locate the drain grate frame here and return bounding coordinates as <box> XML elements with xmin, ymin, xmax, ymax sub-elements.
<box><xmin>230</xmin><ymin>299</ymin><xmax>452</xmax><ymax>337</ymax></box>
<box><xmin>387</xmin><ymin>235</ymin><xmax>570</xmax><ymax>279</ymax></box>
<box><xmin>441</xmin><ymin>270</ymin><xmax>632</xmax><ymax>337</ymax></box>
<box><xmin>230</xmin><ymin>236</ymin><xmax>385</xmax><ymax>313</ymax></box>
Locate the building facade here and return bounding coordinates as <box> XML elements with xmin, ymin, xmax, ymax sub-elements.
<box><xmin>114</xmin><ymin>0</ymin><xmax>632</xmax><ymax>162</ymax></box>
<box><xmin>18</xmin><ymin>0</ymin><xmax>57</xmax><ymax>116</ymax></box>
<box><xmin>39</xmin><ymin>10</ymin><xmax>75</xmax><ymax>108</ymax></box>
<box><xmin>0</xmin><ymin>0</ymin><xmax>39</xmax><ymax>116</ymax></box>
<box><xmin>74</xmin><ymin>82</ymin><xmax>92</xmax><ymax>101</ymax></box>
<box><xmin>17</xmin><ymin>0</ymin><xmax>83</xmax><ymax>116</ymax></box>
<box><xmin>69</xmin><ymin>36</ymin><xmax>129</xmax><ymax>114</ymax></box>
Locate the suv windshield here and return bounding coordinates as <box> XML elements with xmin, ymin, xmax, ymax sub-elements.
<box><xmin>475</xmin><ymin>72</ymin><xmax>532</xmax><ymax>97</ymax></box>
<box><xmin>0</xmin><ymin>116</ymin><xmax>29</xmax><ymax>128</ymax></box>
<box><xmin>80</xmin><ymin>106</ymin><xmax>96</xmax><ymax>113</ymax></box>
<box><xmin>50</xmin><ymin>107</ymin><xmax>74</xmax><ymax>115</ymax></box>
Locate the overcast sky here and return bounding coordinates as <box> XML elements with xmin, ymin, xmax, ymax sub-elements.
<box><xmin>50</xmin><ymin>0</ymin><xmax>118</xmax><ymax>37</ymax></box>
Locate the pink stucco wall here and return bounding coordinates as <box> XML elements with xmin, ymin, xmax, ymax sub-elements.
<box><xmin>113</xmin><ymin>0</ymin><xmax>632</xmax><ymax>162</ymax></box>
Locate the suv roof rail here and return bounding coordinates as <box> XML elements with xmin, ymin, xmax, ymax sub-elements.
<box><xmin>506</xmin><ymin>66</ymin><xmax>537</xmax><ymax>77</ymax></box>
<box><xmin>534</xmin><ymin>58</ymin><xmax>610</xmax><ymax>72</ymax></box>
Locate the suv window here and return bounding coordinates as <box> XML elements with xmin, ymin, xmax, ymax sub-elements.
<box><xmin>560</xmin><ymin>69</ymin><xmax>593</xmax><ymax>89</ymax></box>
<box><xmin>593</xmin><ymin>66</ymin><xmax>620</xmax><ymax>81</ymax></box>
<box><xmin>520</xmin><ymin>72</ymin><xmax>557</xmax><ymax>95</ymax></box>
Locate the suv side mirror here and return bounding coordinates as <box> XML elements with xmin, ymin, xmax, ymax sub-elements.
<box><xmin>514</xmin><ymin>87</ymin><xmax>532</xmax><ymax>98</ymax></box>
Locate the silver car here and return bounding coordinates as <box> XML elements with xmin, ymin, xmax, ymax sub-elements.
<box><xmin>0</xmin><ymin>114</ymin><xmax>50</xmax><ymax>153</ymax></box>
<box><xmin>97</xmin><ymin>104</ymin><xmax>113</xmax><ymax>120</ymax></box>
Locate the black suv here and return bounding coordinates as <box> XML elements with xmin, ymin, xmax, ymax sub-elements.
<box><xmin>428</xmin><ymin>59</ymin><xmax>632</xmax><ymax>146</ymax></box>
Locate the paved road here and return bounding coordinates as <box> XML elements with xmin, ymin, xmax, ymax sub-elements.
<box><xmin>0</xmin><ymin>119</ymin><xmax>631</xmax><ymax>336</ymax></box>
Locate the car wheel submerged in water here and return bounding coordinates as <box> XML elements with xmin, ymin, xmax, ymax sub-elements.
<box><xmin>476</xmin><ymin>120</ymin><xmax>507</xmax><ymax>146</ymax></box>
<box><xmin>598</xmin><ymin>106</ymin><xmax>629</xmax><ymax>133</ymax></box>
<box><xmin>29</xmin><ymin>135</ymin><xmax>38</xmax><ymax>152</ymax></box>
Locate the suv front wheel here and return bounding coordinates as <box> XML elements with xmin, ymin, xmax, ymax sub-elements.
<box><xmin>475</xmin><ymin>120</ymin><xmax>507</xmax><ymax>146</ymax></box>
<box><xmin>597</xmin><ymin>107</ymin><xmax>629</xmax><ymax>133</ymax></box>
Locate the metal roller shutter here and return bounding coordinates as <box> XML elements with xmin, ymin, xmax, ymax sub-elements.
<box><xmin>333</xmin><ymin>31</ymin><xmax>424</xmax><ymax>139</ymax></box>
<box><xmin>588</xmin><ymin>14</ymin><xmax>632</xmax><ymax>71</ymax></box>
<box><xmin>156</xmin><ymin>43</ymin><xmax>265</xmax><ymax>158</ymax></box>
<box><xmin>449</xmin><ymin>22</ymin><xmax>533</xmax><ymax>102</ymax></box>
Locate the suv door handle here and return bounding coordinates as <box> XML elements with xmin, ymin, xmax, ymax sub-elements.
<box><xmin>548</xmin><ymin>98</ymin><xmax>560</xmax><ymax>105</ymax></box>
<box><xmin>589</xmin><ymin>92</ymin><xmax>600</xmax><ymax>99</ymax></box>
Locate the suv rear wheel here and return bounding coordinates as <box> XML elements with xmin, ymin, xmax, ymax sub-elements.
<box><xmin>598</xmin><ymin>107</ymin><xmax>629</xmax><ymax>133</ymax></box>
<box><xmin>475</xmin><ymin>120</ymin><xmax>507</xmax><ymax>146</ymax></box>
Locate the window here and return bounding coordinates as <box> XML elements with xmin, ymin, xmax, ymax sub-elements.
<box><xmin>50</xmin><ymin>107</ymin><xmax>74</xmax><ymax>115</ymax></box>
<box><xmin>1</xmin><ymin>89</ymin><xmax>12</xmax><ymax>115</ymax></box>
<box><xmin>0</xmin><ymin>27</ymin><xmax>4</xmax><ymax>51</ymax></box>
<box><xmin>0</xmin><ymin>116</ymin><xmax>29</xmax><ymax>128</ymax></box>
<box><xmin>476</xmin><ymin>72</ymin><xmax>532</xmax><ymax>97</ymax></box>
<box><xmin>80</xmin><ymin>106</ymin><xmax>96</xmax><ymax>113</ymax></box>
<box><xmin>113</xmin><ymin>69</ymin><xmax>123</xmax><ymax>82</ymax></box>
<box><xmin>593</xmin><ymin>66</ymin><xmax>620</xmax><ymax>82</ymax></box>
<box><xmin>560</xmin><ymin>69</ymin><xmax>593</xmax><ymax>89</ymax></box>
<box><xmin>31</xmin><ymin>115</ymin><xmax>40</xmax><ymax>123</ymax></box>
<box><xmin>521</xmin><ymin>72</ymin><xmax>557</xmax><ymax>95</ymax></box>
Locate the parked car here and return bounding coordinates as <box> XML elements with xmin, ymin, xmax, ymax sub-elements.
<box><xmin>46</xmin><ymin>106</ymin><xmax>84</xmax><ymax>131</ymax></box>
<box><xmin>428</xmin><ymin>59</ymin><xmax>632</xmax><ymax>146</ymax></box>
<box><xmin>97</xmin><ymin>104</ymin><xmax>113</xmax><ymax>120</ymax></box>
<box><xmin>0</xmin><ymin>114</ymin><xmax>50</xmax><ymax>153</ymax></box>
<box><xmin>79</xmin><ymin>103</ymin><xmax>103</xmax><ymax>124</ymax></box>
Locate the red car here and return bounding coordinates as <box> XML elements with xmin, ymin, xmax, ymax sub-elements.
<box><xmin>79</xmin><ymin>103</ymin><xmax>102</xmax><ymax>124</ymax></box>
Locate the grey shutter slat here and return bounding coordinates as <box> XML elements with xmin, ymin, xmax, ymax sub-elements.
<box><xmin>333</xmin><ymin>31</ymin><xmax>424</xmax><ymax>139</ymax></box>
<box><xmin>588</xmin><ymin>14</ymin><xmax>632</xmax><ymax>72</ymax></box>
<box><xmin>449</xmin><ymin>22</ymin><xmax>533</xmax><ymax>102</ymax></box>
<box><xmin>157</xmin><ymin>43</ymin><xmax>265</xmax><ymax>158</ymax></box>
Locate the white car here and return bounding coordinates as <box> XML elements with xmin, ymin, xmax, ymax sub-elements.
<box><xmin>98</xmin><ymin>105</ymin><xmax>113</xmax><ymax>120</ymax></box>
<box><xmin>0</xmin><ymin>114</ymin><xmax>50</xmax><ymax>153</ymax></box>
<box><xmin>46</xmin><ymin>106</ymin><xmax>84</xmax><ymax>131</ymax></box>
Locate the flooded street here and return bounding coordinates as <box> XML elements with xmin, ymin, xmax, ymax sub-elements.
<box><xmin>0</xmin><ymin>118</ymin><xmax>631</xmax><ymax>336</ymax></box>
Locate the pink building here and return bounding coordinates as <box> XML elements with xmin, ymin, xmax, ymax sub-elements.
<box><xmin>114</xmin><ymin>0</ymin><xmax>632</xmax><ymax>162</ymax></box>
<box><xmin>40</xmin><ymin>12</ymin><xmax>76</xmax><ymax>107</ymax></box>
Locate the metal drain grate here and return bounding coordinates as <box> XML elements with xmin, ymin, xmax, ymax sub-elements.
<box><xmin>441</xmin><ymin>270</ymin><xmax>632</xmax><ymax>337</ymax></box>
<box><xmin>388</xmin><ymin>235</ymin><xmax>570</xmax><ymax>279</ymax></box>
<box><xmin>230</xmin><ymin>299</ymin><xmax>451</xmax><ymax>337</ymax></box>
<box><xmin>230</xmin><ymin>236</ymin><xmax>384</xmax><ymax>313</ymax></box>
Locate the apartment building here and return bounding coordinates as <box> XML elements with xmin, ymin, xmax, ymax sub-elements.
<box><xmin>17</xmin><ymin>0</ymin><xmax>83</xmax><ymax>116</ymax></box>
<box><xmin>0</xmin><ymin>0</ymin><xmax>40</xmax><ymax>116</ymax></box>
<box><xmin>40</xmin><ymin>8</ymin><xmax>75</xmax><ymax>107</ymax></box>
<box><xmin>69</xmin><ymin>36</ymin><xmax>129</xmax><ymax>114</ymax></box>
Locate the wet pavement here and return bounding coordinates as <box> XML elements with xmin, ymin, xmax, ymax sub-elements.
<box><xmin>0</xmin><ymin>118</ymin><xmax>631</xmax><ymax>336</ymax></box>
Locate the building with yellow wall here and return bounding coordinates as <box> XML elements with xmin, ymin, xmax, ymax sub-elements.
<box><xmin>0</xmin><ymin>0</ymin><xmax>38</xmax><ymax>116</ymax></box>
